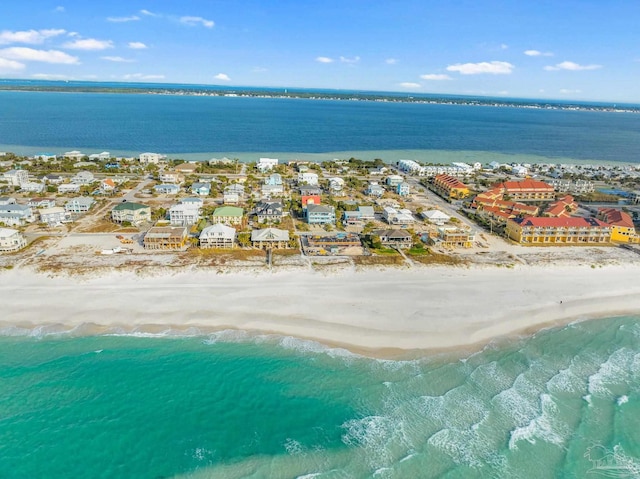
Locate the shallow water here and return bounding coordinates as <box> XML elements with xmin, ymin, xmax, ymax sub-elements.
<box><xmin>1</xmin><ymin>316</ymin><xmax>639</xmax><ymax>478</ymax></box>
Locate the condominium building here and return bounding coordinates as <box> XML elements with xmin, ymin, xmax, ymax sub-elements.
<box><xmin>506</xmin><ymin>217</ymin><xmax>611</xmax><ymax>245</ymax></box>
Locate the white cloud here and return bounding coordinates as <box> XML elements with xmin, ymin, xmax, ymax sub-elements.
<box><xmin>214</xmin><ymin>73</ymin><xmax>231</xmax><ymax>81</ymax></box>
<box><xmin>107</xmin><ymin>15</ymin><xmax>140</xmax><ymax>23</ymax></box>
<box><xmin>0</xmin><ymin>57</ymin><xmax>25</xmax><ymax>71</ymax></box>
<box><xmin>123</xmin><ymin>73</ymin><xmax>165</xmax><ymax>80</ymax></box>
<box><xmin>180</xmin><ymin>16</ymin><xmax>214</xmax><ymax>28</ymax></box>
<box><xmin>252</xmin><ymin>66</ymin><xmax>268</xmax><ymax>73</ymax></box>
<box><xmin>544</xmin><ymin>61</ymin><xmax>602</xmax><ymax>71</ymax></box>
<box><xmin>128</xmin><ymin>42</ymin><xmax>147</xmax><ymax>49</ymax></box>
<box><xmin>0</xmin><ymin>47</ymin><xmax>79</xmax><ymax>64</ymax></box>
<box><xmin>54</xmin><ymin>6</ymin><xmax>65</xmax><ymax>13</ymax></box>
<box><xmin>101</xmin><ymin>56</ymin><xmax>135</xmax><ymax>63</ymax></box>
<box><xmin>559</xmin><ymin>88</ymin><xmax>582</xmax><ymax>94</ymax></box>
<box><xmin>524</xmin><ymin>49</ymin><xmax>553</xmax><ymax>57</ymax></box>
<box><xmin>140</xmin><ymin>9</ymin><xmax>158</xmax><ymax>17</ymax></box>
<box><xmin>385</xmin><ymin>58</ymin><xmax>398</xmax><ymax>65</ymax></box>
<box><xmin>420</xmin><ymin>73</ymin><xmax>452</xmax><ymax>81</ymax></box>
<box><xmin>340</xmin><ymin>56</ymin><xmax>360</xmax><ymax>64</ymax></box>
<box><xmin>399</xmin><ymin>82</ymin><xmax>421</xmax><ymax>89</ymax></box>
<box><xmin>64</xmin><ymin>38</ymin><xmax>114</xmax><ymax>50</ymax></box>
<box><xmin>316</xmin><ymin>56</ymin><xmax>334</xmax><ymax>63</ymax></box>
<box><xmin>446</xmin><ymin>61</ymin><xmax>514</xmax><ymax>75</ymax></box>
<box><xmin>501</xmin><ymin>44</ymin><xmax>509</xmax><ymax>50</ymax></box>
<box><xmin>32</xmin><ymin>73</ymin><xmax>70</xmax><ymax>80</ymax></box>
<box><xmin>0</xmin><ymin>29</ymin><xmax>66</xmax><ymax>45</ymax></box>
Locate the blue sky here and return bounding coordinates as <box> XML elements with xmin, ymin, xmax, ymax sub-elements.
<box><xmin>1</xmin><ymin>0</ymin><xmax>640</xmax><ymax>102</ymax></box>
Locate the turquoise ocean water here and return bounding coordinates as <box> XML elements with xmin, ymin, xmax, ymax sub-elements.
<box><xmin>1</xmin><ymin>317</ymin><xmax>640</xmax><ymax>479</ymax></box>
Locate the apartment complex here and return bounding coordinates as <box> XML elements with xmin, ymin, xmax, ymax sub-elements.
<box><xmin>506</xmin><ymin>217</ymin><xmax>611</xmax><ymax>245</ymax></box>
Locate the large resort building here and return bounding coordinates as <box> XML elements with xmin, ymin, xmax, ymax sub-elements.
<box><xmin>494</xmin><ymin>179</ymin><xmax>556</xmax><ymax>202</ymax></box>
<box><xmin>506</xmin><ymin>217</ymin><xmax>612</xmax><ymax>245</ymax></box>
<box><xmin>431</xmin><ymin>174</ymin><xmax>470</xmax><ymax>200</ymax></box>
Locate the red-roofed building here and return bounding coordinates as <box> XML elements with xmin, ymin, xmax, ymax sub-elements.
<box><xmin>543</xmin><ymin>195</ymin><xmax>578</xmax><ymax>218</ymax></box>
<box><xmin>494</xmin><ymin>179</ymin><xmax>555</xmax><ymax>201</ymax></box>
<box><xmin>301</xmin><ymin>195</ymin><xmax>321</xmax><ymax>208</ymax></box>
<box><xmin>431</xmin><ymin>174</ymin><xmax>470</xmax><ymax>200</ymax></box>
<box><xmin>597</xmin><ymin>208</ymin><xmax>638</xmax><ymax>243</ymax></box>
<box><xmin>506</xmin><ymin>216</ymin><xmax>611</xmax><ymax>245</ymax></box>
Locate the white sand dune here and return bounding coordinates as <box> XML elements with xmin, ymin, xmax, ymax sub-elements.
<box><xmin>2</xmin><ymin>263</ymin><xmax>640</xmax><ymax>356</ymax></box>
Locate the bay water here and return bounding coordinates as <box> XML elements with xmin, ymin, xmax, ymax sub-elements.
<box><xmin>1</xmin><ymin>90</ymin><xmax>640</xmax><ymax>163</ymax></box>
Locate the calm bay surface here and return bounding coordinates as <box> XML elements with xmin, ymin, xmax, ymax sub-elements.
<box><xmin>1</xmin><ymin>90</ymin><xmax>640</xmax><ymax>163</ymax></box>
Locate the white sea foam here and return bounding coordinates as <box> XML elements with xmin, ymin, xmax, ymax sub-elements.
<box><xmin>284</xmin><ymin>438</ymin><xmax>305</xmax><ymax>456</ymax></box>
<box><xmin>508</xmin><ymin>394</ymin><xmax>568</xmax><ymax>450</ymax></box>
<box><xmin>427</xmin><ymin>428</ymin><xmax>484</xmax><ymax>469</ymax></box>
<box><xmin>493</xmin><ymin>374</ymin><xmax>540</xmax><ymax>426</ymax></box>
<box><xmin>587</xmin><ymin>348</ymin><xmax>639</xmax><ymax>398</ymax></box>
<box><xmin>617</xmin><ymin>395</ymin><xmax>629</xmax><ymax>405</ymax></box>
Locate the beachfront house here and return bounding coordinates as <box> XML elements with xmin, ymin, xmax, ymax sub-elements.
<box><xmin>65</xmin><ymin>197</ymin><xmax>95</xmax><ymax>214</ymax></box>
<box><xmin>265</xmin><ymin>173</ymin><xmax>283</xmax><ymax>186</ymax></box>
<box><xmin>159</xmin><ymin>171</ymin><xmax>185</xmax><ymax>184</ymax></box>
<box><xmin>211</xmin><ymin>206</ymin><xmax>244</xmax><ymax>226</ymax></box>
<box><xmin>0</xmin><ymin>204</ymin><xmax>35</xmax><ymax>226</ymax></box>
<box><xmin>71</xmin><ymin>171</ymin><xmax>95</xmax><ymax>185</ymax></box>
<box><xmin>42</xmin><ymin>174</ymin><xmax>63</xmax><ymax>185</ymax></box>
<box><xmin>63</xmin><ymin>151</ymin><xmax>85</xmax><ymax>160</ymax></box>
<box><xmin>174</xmin><ymin>163</ymin><xmax>199</xmax><ymax>175</ymax></box>
<box><xmin>169</xmin><ymin>198</ymin><xmax>203</xmax><ymax>226</ymax></box>
<box><xmin>252</xmin><ymin>200</ymin><xmax>286</xmax><ymax>224</ymax></box>
<box><xmin>307</xmin><ymin>204</ymin><xmax>336</xmax><ymax>225</ymax></box>
<box><xmin>190</xmin><ymin>182</ymin><xmax>211</xmax><ymax>196</ymax></box>
<box><xmin>382</xmin><ymin>206</ymin><xmax>414</xmax><ymax>226</ymax></box>
<box><xmin>3</xmin><ymin>169</ymin><xmax>29</xmax><ymax>187</ymax></box>
<box><xmin>422</xmin><ymin>210</ymin><xmax>451</xmax><ymax>226</ymax></box>
<box><xmin>89</xmin><ymin>152</ymin><xmax>111</xmax><ymax>161</ymax></box>
<box><xmin>300</xmin><ymin>185</ymin><xmax>322</xmax><ymax>196</ymax></box>
<box><xmin>0</xmin><ymin>197</ymin><xmax>16</xmax><ymax>206</ymax></box>
<box><xmin>366</xmin><ymin>182</ymin><xmax>385</xmax><ymax>198</ymax></box>
<box><xmin>257</xmin><ymin>157</ymin><xmax>278</xmax><ymax>173</ymax></box>
<box><xmin>20</xmin><ymin>182</ymin><xmax>45</xmax><ymax>193</ymax></box>
<box><xmin>261</xmin><ymin>183</ymin><xmax>285</xmax><ymax>198</ymax></box>
<box><xmin>154</xmin><ymin>184</ymin><xmax>180</xmax><ymax>195</ymax></box>
<box><xmin>224</xmin><ymin>184</ymin><xmax>245</xmax><ymax>204</ymax></box>
<box><xmin>298</xmin><ymin>172</ymin><xmax>319</xmax><ymax>186</ymax></box>
<box><xmin>431</xmin><ymin>226</ymin><xmax>476</xmax><ymax>249</ymax></box>
<box><xmin>199</xmin><ymin>223</ymin><xmax>236</xmax><ymax>248</ymax></box>
<box><xmin>386</xmin><ymin>175</ymin><xmax>404</xmax><ymax>188</ymax></box>
<box><xmin>111</xmin><ymin>202</ymin><xmax>151</xmax><ymax>225</ymax></box>
<box><xmin>397</xmin><ymin>182</ymin><xmax>411</xmax><ymax>197</ymax></box>
<box><xmin>373</xmin><ymin>229</ymin><xmax>413</xmax><ymax>249</ymax></box>
<box><xmin>143</xmin><ymin>226</ymin><xmax>189</xmax><ymax>250</ymax></box>
<box><xmin>57</xmin><ymin>183</ymin><xmax>81</xmax><ymax>194</ymax></box>
<box><xmin>28</xmin><ymin>198</ymin><xmax>56</xmax><ymax>209</ymax></box>
<box><xmin>0</xmin><ymin>228</ymin><xmax>27</xmax><ymax>252</ymax></box>
<box><xmin>39</xmin><ymin>207</ymin><xmax>70</xmax><ymax>226</ymax></box>
<box><xmin>251</xmin><ymin>228</ymin><xmax>290</xmax><ymax>249</ymax></box>
<box><xmin>328</xmin><ymin>177</ymin><xmax>345</xmax><ymax>192</ymax></box>
<box><xmin>100</xmin><ymin>178</ymin><xmax>116</xmax><ymax>194</ymax></box>
<box><xmin>139</xmin><ymin>152</ymin><xmax>165</xmax><ymax>165</ymax></box>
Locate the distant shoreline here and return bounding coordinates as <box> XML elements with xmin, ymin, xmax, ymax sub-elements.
<box><xmin>1</xmin><ymin>146</ymin><xmax>635</xmax><ymax>166</ymax></box>
<box><xmin>1</xmin><ymin>83</ymin><xmax>638</xmax><ymax>114</ymax></box>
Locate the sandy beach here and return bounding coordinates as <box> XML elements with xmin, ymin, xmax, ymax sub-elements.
<box><xmin>3</xmin><ymin>262</ymin><xmax>640</xmax><ymax>357</ymax></box>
